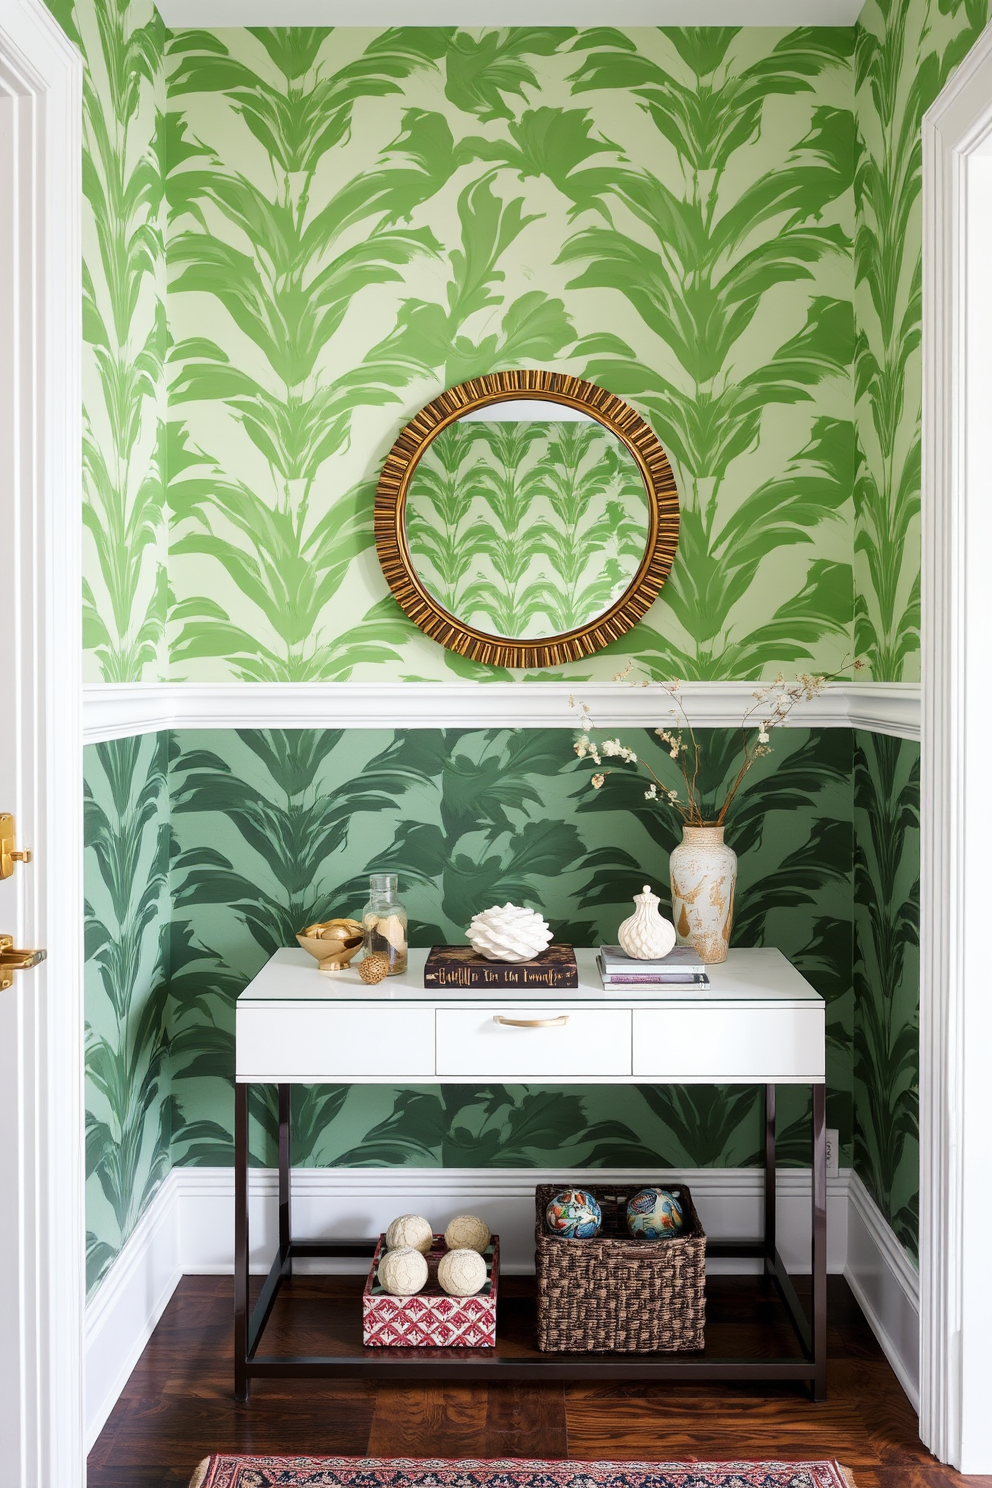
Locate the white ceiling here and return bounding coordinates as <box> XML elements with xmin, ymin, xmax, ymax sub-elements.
<box><xmin>156</xmin><ymin>0</ymin><xmax>862</xmax><ymax>27</ymax></box>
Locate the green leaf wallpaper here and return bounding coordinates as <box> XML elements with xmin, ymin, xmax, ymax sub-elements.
<box><xmin>165</xmin><ymin>26</ymin><xmax>856</xmax><ymax>682</ymax></box>
<box><xmin>52</xmin><ymin>0</ymin><xmax>992</xmax><ymax>689</ymax></box>
<box><xmin>406</xmin><ymin>419</ymin><xmax>649</xmax><ymax>639</ymax></box>
<box><xmin>163</xmin><ymin>725</ymin><xmax>853</xmax><ymax>1174</ymax></box>
<box><xmin>52</xmin><ymin>0</ymin><xmax>992</xmax><ymax>690</ymax></box>
<box><xmin>853</xmin><ymin>0</ymin><xmax>992</xmax><ymax>681</ymax></box>
<box><xmin>44</xmin><ymin>0</ymin><xmax>170</xmax><ymax>683</ymax></box>
<box><xmin>853</xmin><ymin>731</ymin><xmax>920</xmax><ymax>1256</ymax></box>
<box><xmin>84</xmin><ymin>735</ymin><xmax>172</xmax><ymax>1294</ymax></box>
<box><xmin>82</xmin><ymin>723</ymin><xmax>929</xmax><ymax>1282</ymax></box>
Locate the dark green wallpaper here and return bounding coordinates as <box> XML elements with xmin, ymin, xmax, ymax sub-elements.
<box><xmin>853</xmin><ymin>731</ymin><xmax>920</xmax><ymax>1255</ymax></box>
<box><xmin>162</xmin><ymin>725</ymin><xmax>853</xmax><ymax>1173</ymax></box>
<box><xmin>84</xmin><ymin>723</ymin><xmax>930</xmax><ymax>1290</ymax></box>
<box><xmin>84</xmin><ymin>735</ymin><xmax>172</xmax><ymax>1294</ymax></box>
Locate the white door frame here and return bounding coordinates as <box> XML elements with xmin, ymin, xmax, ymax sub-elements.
<box><xmin>1</xmin><ymin>0</ymin><xmax>990</xmax><ymax>1474</ymax></box>
<box><xmin>921</xmin><ymin>18</ymin><xmax>992</xmax><ymax>1476</ymax></box>
<box><xmin>0</xmin><ymin>0</ymin><xmax>84</xmax><ymax>1483</ymax></box>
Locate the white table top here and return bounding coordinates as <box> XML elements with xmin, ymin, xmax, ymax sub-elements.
<box><xmin>238</xmin><ymin>946</ymin><xmax>823</xmax><ymax>1010</ymax></box>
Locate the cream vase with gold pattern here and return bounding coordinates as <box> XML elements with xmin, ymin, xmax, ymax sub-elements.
<box><xmin>669</xmin><ymin>825</ymin><xmax>738</xmax><ymax>965</ymax></box>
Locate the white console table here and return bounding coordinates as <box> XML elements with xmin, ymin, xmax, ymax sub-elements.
<box><xmin>234</xmin><ymin>946</ymin><xmax>827</xmax><ymax>1400</ymax></box>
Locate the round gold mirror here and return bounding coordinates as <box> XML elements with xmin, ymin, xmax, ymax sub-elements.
<box><xmin>375</xmin><ymin>371</ymin><xmax>680</xmax><ymax>668</ymax></box>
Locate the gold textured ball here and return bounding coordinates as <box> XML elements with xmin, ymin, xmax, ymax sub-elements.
<box><xmin>444</xmin><ymin>1214</ymin><xmax>490</xmax><ymax>1253</ymax></box>
<box><xmin>377</xmin><ymin>1245</ymin><xmax>428</xmax><ymax>1296</ymax></box>
<box><xmin>437</xmin><ymin>1247</ymin><xmax>487</xmax><ymax>1297</ymax></box>
<box><xmin>360</xmin><ymin>952</ymin><xmax>390</xmax><ymax>984</ymax></box>
<box><xmin>385</xmin><ymin>1213</ymin><xmax>433</xmax><ymax>1254</ymax></box>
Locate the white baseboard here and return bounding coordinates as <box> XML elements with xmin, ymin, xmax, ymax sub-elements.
<box><xmin>172</xmin><ymin>1163</ymin><xmax>852</xmax><ymax>1277</ymax></box>
<box><xmin>83</xmin><ymin>1173</ymin><xmax>182</xmax><ymax>1451</ymax></box>
<box><xmin>85</xmin><ymin>1163</ymin><xmax>848</xmax><ymax>1446</ymax></box>
<box><xmin>82</xmin><ymin>680</ymin><xmax>921</xmax><ymax>743</ymax></box>
<box><xmin>85</xmin><ymin>1164</ymin><xmax>920</xmax><ymax>1453</ymax></box>
<box><xmin>844</xmin><ymin>1171</ymin><xmax>920</xmax><ymax>1410</ymax></box>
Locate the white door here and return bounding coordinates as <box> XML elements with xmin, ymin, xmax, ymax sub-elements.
<box><xmin>0</xmin><ymin>1</ymin><xmax>84</xmax><ymax>1483</ymax></box>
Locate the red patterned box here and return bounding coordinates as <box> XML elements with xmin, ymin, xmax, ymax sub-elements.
<box><xmin>362</xmin><ymin>1234</ymin><xmax>498</xmax><ymax>1347</ymax></box>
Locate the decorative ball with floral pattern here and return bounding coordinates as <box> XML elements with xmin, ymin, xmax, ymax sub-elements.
<box><xmin>626</xmin><ymin>1186</ymin><xmax>685</xmax><ymax>1239</ymax></box>
<box><xmin>545</xmin><ymin>1188</ymin><xmax>602</xmax><ymax>1238</ymax></box>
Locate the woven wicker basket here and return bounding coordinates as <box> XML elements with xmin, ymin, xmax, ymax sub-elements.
<box><xmin>535</xmin><ymin>1182</ymin><xmax>706</xmax><ymax>1353</ymax></box>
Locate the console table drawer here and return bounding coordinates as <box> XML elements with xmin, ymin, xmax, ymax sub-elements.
<box><xmin>632</xmin><ymin>1006</ymin><xmax>825</xmax><ymax>1083</ymax></box>
<box><xmin>236</xmin><ymin>1006</ymin><xmax>435</xmax><ymax>1081</ymax></box>
<box><xmin>436</xmin><ymin>1008</ymin><xmax>631</xmax><ymax>1078</ymax></box>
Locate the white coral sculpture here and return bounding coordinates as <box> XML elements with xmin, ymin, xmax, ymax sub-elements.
<box><xmin>466</xmin><ymin>903</ymin><xmax>553</xmax><ymax>962</ymax></box>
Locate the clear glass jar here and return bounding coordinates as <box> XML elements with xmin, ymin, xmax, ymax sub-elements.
<box><xmin>362</xmin><ymin>873</ymin><xmax>408</xmax><ymax>976</ymax></box>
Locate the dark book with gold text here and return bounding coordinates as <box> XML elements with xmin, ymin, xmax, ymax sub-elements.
<box><xmin>423</xmin><ymin>943</ymin><xmax>578</xmax><ymax>989</ymax></box>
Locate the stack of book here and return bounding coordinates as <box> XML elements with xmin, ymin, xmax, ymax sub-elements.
<box><xmin>597</xmin><ymin>944</ymin><xmax>710</xmax><ymax>988</ymax></box>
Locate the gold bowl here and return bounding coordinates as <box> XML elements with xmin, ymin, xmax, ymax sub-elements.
<box><xmin>297</xmin><ymin>919</ymin><xmax>365</xmax><ymax>974</ymax></box>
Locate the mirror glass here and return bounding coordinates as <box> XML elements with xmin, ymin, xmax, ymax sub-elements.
<box><xmin>404</xmin><ymin>398</ymin><xmax>651</xmax><ymax>641</ymax></box>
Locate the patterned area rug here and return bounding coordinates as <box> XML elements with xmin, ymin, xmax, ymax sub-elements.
<box><xmin>189</xmin><ymin>1456</ymin><xmax>857</xmax><ymax>1488</ymax></box>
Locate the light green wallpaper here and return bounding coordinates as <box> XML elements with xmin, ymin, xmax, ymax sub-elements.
<box><xmin>165</xmin><ymin>27</ymin><xmax>855</xmax><ymax>683</ymax></box>
<box><xmin>84</xmin><ymin>735</ymin><xmax>172</xmax><ymax>1294</ymax></box>
<box><xmin>46</xmin><ymin>0</ymin><xmax>170</xmax><ymax>683</ymax></box>
<box><xmin>55</xmin><ymin>3</ymin><xmax>992</xmax><ymax>689</ymax></box>
<box><xmin>407</xmin><ymin>419</ymin><xmax>649</xmax><ymax>639</ymax></box>
<box><xmin>853</xmin><ymin>0</ymin><xmax>991</xmax><ymax>680</ymax></box>
<box><xmin>164</xmin><ymin>726</ymin><xmax>853</xmax><ymax>1172</ymax></box>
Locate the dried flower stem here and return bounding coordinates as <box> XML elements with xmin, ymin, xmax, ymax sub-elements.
<box><xmin>573</xmin><ymin>659</ymin><xmax>865</xmax><ymax>828</ymax></box>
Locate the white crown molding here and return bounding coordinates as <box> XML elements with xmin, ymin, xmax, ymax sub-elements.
<box><xmin>155</xmin><ymin>1</ymin><xmax>863</xmax><ymax>27</ymax></box>
<box><xmin>82</xmin><ymin>680</ymin><xmax>921</xmax><ymax>743</ymax></box>
<box><xmin>921</xmin><ymin>16</ymin><xmax>992</xmax><ymax>1473</ymax></box>
<box><xmin>843</xmin><ymin>684</ymin><xmax>921</xmax><ymax>738</ymax></box>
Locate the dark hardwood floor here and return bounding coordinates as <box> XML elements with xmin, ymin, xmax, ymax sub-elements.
<box><xmin>88</xmin><ymin>1274</ymin><xmax>990</xmax><ymax>1488</ymax></box>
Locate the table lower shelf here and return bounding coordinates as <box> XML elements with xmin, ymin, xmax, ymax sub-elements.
<box><xmin>238</xmin><ymin>1243</ymin><xmax>822</xmax><ymax>1391</ymax></box>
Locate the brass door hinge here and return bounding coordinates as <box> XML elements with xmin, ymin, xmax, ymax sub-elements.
<box><xmin>0</xmin><ymin>813</ymin><xmax>32</xmax><ymax>879</ymax></box>
<box><xmin>0</xmin><ymin>935</ymin><xmax>46</xmax><ymax>991</ymax></box>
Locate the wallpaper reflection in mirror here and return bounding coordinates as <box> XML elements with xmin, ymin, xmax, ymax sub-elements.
<box><xmin>405</xmin><ymin>407</ymin><xmax>650</xmax><ymax>640</ymax></box>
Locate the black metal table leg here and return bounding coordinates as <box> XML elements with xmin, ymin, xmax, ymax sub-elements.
<box><xmin>278</xmin><ymin>1084</ymin><xmax>292</xmax><ymax>1273</ymax></box>
<box><xmin>234</xmin><ymin>1081</ymin><xmax>249</xmax><ymax>1402</ymax></box>
<box><xmin>812</xmin><ymin>1082</ymin><xmax>827</xmax><ymax>1401</ymax></box>
<box><xmin>764</xmin><ymin>1083</ymin><xmax>776</xmax><ymax>1271</ymax></box>
<box><xmin>233</xmin><ymin>1070</ymin><xmax>828</xmax><ymax>1397</ymax></box>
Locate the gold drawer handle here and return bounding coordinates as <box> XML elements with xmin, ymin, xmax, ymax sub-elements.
<box><xmin>493</xmin><ymin>1014</ymin><xmax>569</xmax><ymax>1028</ymax></box>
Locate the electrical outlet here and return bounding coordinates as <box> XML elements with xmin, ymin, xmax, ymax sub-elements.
<box><xmin>825</xmin><ymin>1128</ymin><xmax>839</xmax><ymax>1179</ymax></box>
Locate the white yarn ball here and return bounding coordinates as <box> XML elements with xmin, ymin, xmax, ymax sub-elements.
<box><xmin>377</xmin><ymin>1245</ymin><xmax>428</xmax><ymax>1296</ymax></box>
<box><xmin>437</xmin><ymin>1247</ymin><xmax>488</xmax><ymax>1297</ymax></box>
<box><xmin>385</xmin><ymin>1213</ymin><xmax>433</xmax><ymax>1254</ymax></box>
<box><xmin>444</xmin><ymin>1214</ymin><xmax>491</xmax><ymax>1253</ymax></box>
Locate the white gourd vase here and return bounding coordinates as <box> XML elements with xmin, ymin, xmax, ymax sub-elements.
<box><xmin>669</xmin><ymin>824</ymin><xmax>737</xmax><ymax>965</ymax></box>
<box><xmin>617</xmin><ymin>885</ymin><xmax>677</xmax><ymax>960</ymax></box>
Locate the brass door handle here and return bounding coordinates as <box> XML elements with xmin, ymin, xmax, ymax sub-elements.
<box><xmin>0</xmin><ymin>813</ymin><xmax>32</xmax><ymax>879</ymax></box>
<box><xmin>493</xmin><ymin>1014</ymin><xmax>569</xmax><ymax>1028</ymax></box>
<box><xmin>0</xmin><ymin>935</ymin><xmax>46</xmax><ymax>991</ymax></box>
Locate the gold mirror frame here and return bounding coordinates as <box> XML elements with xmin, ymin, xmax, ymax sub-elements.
<box><xmin>374</xmin><ymin>370</ymin><xmax>680</xmax><ymax>668</ymax></box>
